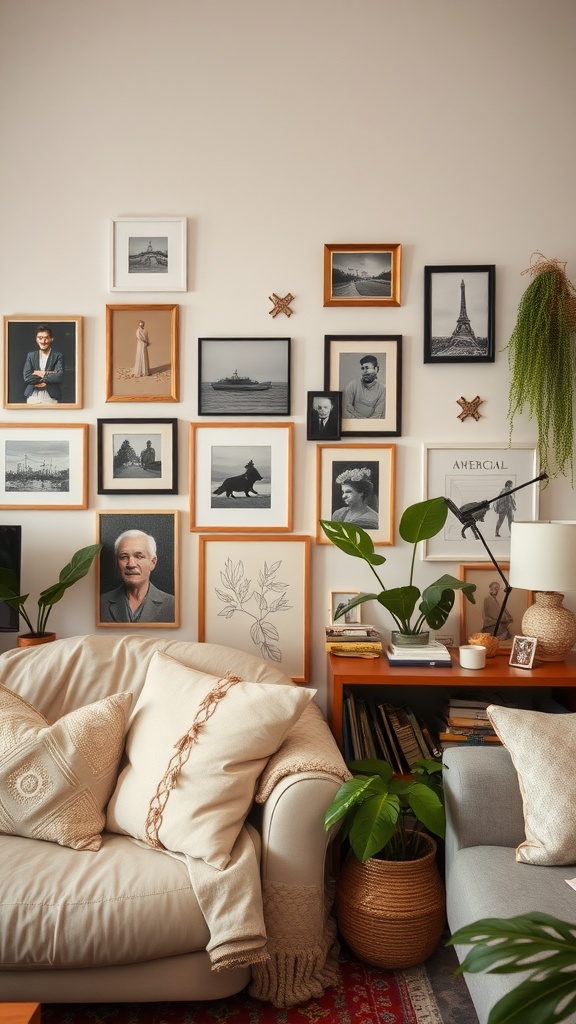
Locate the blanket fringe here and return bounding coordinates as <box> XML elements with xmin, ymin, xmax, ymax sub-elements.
<box><xmin>211</xmin><ymin>945</ymin><xmax>271</xmax><ymax>972</ymax></box>
<box><xmin>248</xmin><ymin>914</ymin><xmax>340</xmax><ymax>1007</ymax></box>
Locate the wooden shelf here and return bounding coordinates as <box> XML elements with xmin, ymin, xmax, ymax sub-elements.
<box><xmin>327</xmin><ymin>650</ymin><xmax>576</xmax><ymax>752</ymax></box>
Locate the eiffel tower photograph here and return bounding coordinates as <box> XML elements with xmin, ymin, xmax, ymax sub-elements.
<box><xmin>424</xmin><ymin>265</ymin><xmax>495</xmax><ymax>363</ymax></box>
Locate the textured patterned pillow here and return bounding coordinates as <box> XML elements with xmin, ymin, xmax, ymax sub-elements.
<box><xmin>106</xmin><ymin>651</ymin><xmax>314</xmax><ymax>869</ymax></box>
<box><xmin>487</xmin><ymin>704</ymin><xmax>576</xmax><ymax>865</ymax></box>
<box><xmin>0</xmin><ymin>684</ymin><xmax>132</xmax><ymax>851</ymax></box>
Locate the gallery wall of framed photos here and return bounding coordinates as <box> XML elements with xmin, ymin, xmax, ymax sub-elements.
<box><xmin>1</xmin><ymin>1</ymin><xmax>575</xmax><ymax>700</ymax></box>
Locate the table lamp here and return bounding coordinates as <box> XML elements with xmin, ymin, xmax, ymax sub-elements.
<box><xmin>508</xmin><ymin>521</ymin><xmax>576</xmax><ymax>662</ymax></box>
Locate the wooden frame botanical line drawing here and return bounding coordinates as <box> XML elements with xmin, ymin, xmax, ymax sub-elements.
<box><xmin>3</xmin><ymin>315</ymin><xmax>83</xmax><ymax>410</ymax></box>
<box><xmin>96</xmin><ymin>510</ymin><xmax>179</xmax><ymax>628</ymax></box>
<box><xmin>110</xmin><ymin>216</ymin><xmax>187</xmax><ymax>292</ymax></box>
<box><xmin>97</xmin><ymin>418</ymin><xmax>178</xmax><ymax>495</ymax></box>
<box><xmin>190</xmin><ymin>422</ymin><xmax>293</xmax><ymax>532</ymax></box>
<box><xmin>424</xmin><ymin>264</ymin><xmax>496</xmax><ymax>363</ymax></box>
<box><xmin>423</xmin><ymin>443</ymin><xmax>540</xmax><ymax>561</ymax></box>
<box><xmin>459</xmin><ymin>563</ymin><xmax>533</xmax><ymax>653</ymax></box>
<box><xmin>106</xmin><ymin>304</ymin><xmax>179</xmax><ymax>403</ymax></box>
<box><xmin>198</xmin><ymin>534</ymin><xmax>311</xmax><ymax>682</ymax></box>
<box><xmin>316</xmin><ymin>443</ymin><xmax>396</xmax><ymax>545</ymax></box>
<box><xmin>198</xmin><ymin>337</ymin><xmax>291</xmax><ymax>416</ymax></box>
<box><xmin>323</xmin><ymin>243</ymin><xmax>401</xmax><ymax>307</ymax></box>
<box><xmin>0</xmin><ymin>423</ymin><xmax>88</xmax><ymax>510</ymax></box>
<box><xmin>324</xmin><ymin>334</ymin><xmax>402</xmax><ymax>437</ymax></box>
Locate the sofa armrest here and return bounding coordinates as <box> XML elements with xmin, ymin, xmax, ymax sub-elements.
<box><xmin>444</xmin><ymin>745</ymin><xmax>526</xmax><ymax>868</ymax></box>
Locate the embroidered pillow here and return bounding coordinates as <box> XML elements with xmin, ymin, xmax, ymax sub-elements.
<box><xmin>487</xmin><ymin>704</ymin><xmax>576</xmax><ymax>865</ymax></box>
<box><xmin>106</xmin><ymin>651</ymin><xmax>314</xmax><ymax>869</ymax></box>
<box><xmin>0</xmin><ymin>684</ymin><xmax>132</xmax><ymax>851</ymax></box>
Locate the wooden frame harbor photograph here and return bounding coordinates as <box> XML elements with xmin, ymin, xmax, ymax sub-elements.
<box><xmin>0</xmin><ymin>422</ymin><xmax>88</xmax><ymax>510</ymax></box>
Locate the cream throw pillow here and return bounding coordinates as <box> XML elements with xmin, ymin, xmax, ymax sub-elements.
<box><xmin>487</xmin><ymin>704</ymin><xmax>576</xmax><ymax>865</ymax></box>
<box><xmin>0</xmin><ymin>684</ymin><xmax>132</xmax><ymax>851</ymax></box>
<box><xmin>106</xmin><ymin>651</ymin><xmax>314</xmax><ymax>869</ymax></box>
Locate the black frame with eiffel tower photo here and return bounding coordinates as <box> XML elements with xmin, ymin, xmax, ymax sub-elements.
<box><xmin>424</xmin><ymin>264</ymin><xmax>495</xmax><ymax>363</ymax></box>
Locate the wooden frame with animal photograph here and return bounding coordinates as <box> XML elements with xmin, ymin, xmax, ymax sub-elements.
<box><xmin>190</xmin><ymin>422</ymin><xmax>293</xmax><ymax>532</ymax></box>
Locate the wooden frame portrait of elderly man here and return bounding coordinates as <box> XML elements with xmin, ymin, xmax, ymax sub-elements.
<box><xmin>96</xmin><ymin>511</ymin><xmax>179</xmax><ymax>627</ymax></box>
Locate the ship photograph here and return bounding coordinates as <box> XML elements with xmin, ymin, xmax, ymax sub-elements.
<box><xmin>199</xmin><ymin>337</ymin><xmax>290</xmax><ymax>415</ymax></box>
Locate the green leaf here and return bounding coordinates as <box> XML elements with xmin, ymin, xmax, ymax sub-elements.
<box><xmin>324</xmin><ymin>774</ymin><xmax>381</xmax><ymax>829</ymax></box>
<box><xmin>38</xmin><ymin>544</ymin><xmax>102</xmax><ymax>608</ymax></box>
<box><xmin>348</xmin><ymin>759</ymin><xmax>394</xmax><ymax>784</ymax></box>
<box><xmin>333</xmin><ymin>593</ymin><xmax>381</xmax><ymax>619</ymax></box>
<box><xmin>420</xmin><ymin>576</ymin><xmax>476</xmax><ymax>628</ymax></box>
<box><xmin>449</xmin><ymin>913</ymin><xmax>576</xmax><ymax>1024</ymax></box>
<box><xmin>378</xmin><ymin>586</ymin><xmax>420</xmax><ymax>624</ymax></box>
<box><xmin>348</xmin><ymin>791</ymin><xmax>400</xmax><ymax>862</ymax></box>
<box><xmin>406</xmin><ymin>782</ymin><xmax>445</xmax><ymax>839</ymax></box>
<box><xmin>399</xmin><ymin>497</ymin><xmax>448</xmax><ymax>544</ymax></box>
<box><xmin>319</xmin><ymin>520</ymin><xmax>386</xmax><ymax>566</ymax></box>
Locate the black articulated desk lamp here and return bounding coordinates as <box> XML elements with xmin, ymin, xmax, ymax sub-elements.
<box><xmin>444</xmin><ymin>473</ymin><xmax>548</xmax><ymax>639</ymax></box>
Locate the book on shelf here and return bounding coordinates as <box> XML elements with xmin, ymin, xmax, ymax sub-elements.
<box><xmin>448</xmin><ymin>696</ymin><xmax>491</xmax><ymax>710</ymax></box>
<box><xmin>382</xmin><ymin>703</ymin><xmax>422</xmax><ymax>770</ymax></box>
<box><xmin>439</xmin><ymin>731</ymin><xmax>502</xmax><ymax>747</ymax></box>
<box><xmin>331</xmin><ymin>649</ymin><xmax>381</xmax><ymax>659</ymax></box>
<box><xmin>327</xmin><ymin>640</ymin><xmax>383</xmax><ymax>652</ymax></box>
<box><xmin>403</xmin><ymin>705</ymin><xmax>442</xmax><ymax>760</ymax></box>
<box><xmin>326</xmin><ymin>624</ymin><xmax>381</xmax><ymax>640</ymax></box>
<box><xmin>376</xmin><ymin>701</ymin><xmax>406</xmax><ymax>773</ymax></box>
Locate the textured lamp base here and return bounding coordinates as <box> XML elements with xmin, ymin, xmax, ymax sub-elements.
<box><xmin>522</xmin><ymin>591</ymin><xmax>576</xmax><ymax>662</ymax></box>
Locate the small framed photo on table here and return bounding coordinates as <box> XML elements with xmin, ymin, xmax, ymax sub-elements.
<box><xmin>509</xmin><ymin>635</ymin><xmax>538</xmax><ymax>670</ymax></box>
<box><xmin>330</xmin><ymin>591</ymin><xmax>361</xmax><ymax>625</ymax></box>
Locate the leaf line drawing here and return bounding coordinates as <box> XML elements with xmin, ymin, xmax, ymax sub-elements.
<box><xmin>215</xmin><ymin>557</ymin><xmax>292</xmax><ymax>662</ymax></box>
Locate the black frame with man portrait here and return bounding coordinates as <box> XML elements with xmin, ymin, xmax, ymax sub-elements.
<box><xmin>3</xmin><ymin>316</ymin><xmax>82</xmax><ymax>410</ymax></box>
<box><xmin>306</xmin><ymin>391</ymin><xmax>341</xmax><ymax>441</ymax></box>
<box><xmin>324</xmin><ymin>335</ymin><xmax>402</xmax><ymax>437</ymax></box>
<box><xmin>96</xmin><ymin>510</ymin><xmax>179</xmax><ymax>628</ymax></box>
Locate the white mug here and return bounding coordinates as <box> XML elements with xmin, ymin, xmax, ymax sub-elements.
<box><xmin>459</xmin><ymin>644</ymin><xmax>486</xmax><ymax>669</ymax></box>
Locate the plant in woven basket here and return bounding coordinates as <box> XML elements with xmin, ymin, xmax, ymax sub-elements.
<box><xmin>506</xmin><ymin>253</ymin><xmax>576</xmax><ymax>479</ymax></box>
<box><xmin>320</xmin><ymin>497</ymin><xmax>476</xmax><ymax>637</ymax></box>
<box><xmin>449</xmin><ymin>912</ymin><xmax>576</xmax><ymax>1024</ymax></box>
<box><xmin>324</xmin><ymin>757</ymin><xmax>445</xmax><ymax>862</ymax></box>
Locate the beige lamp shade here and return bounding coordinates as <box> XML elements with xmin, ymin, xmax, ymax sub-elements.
<box><xmin>509</xmin><ymin>521</ymin><xmax>576</xmax><ymax>661</ymax></box>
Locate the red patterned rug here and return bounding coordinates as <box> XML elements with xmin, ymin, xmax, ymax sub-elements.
<box><xmin>39</xmin><ymin>951</ymin><xmax>445</xmax><ymax>1024</ymax></box>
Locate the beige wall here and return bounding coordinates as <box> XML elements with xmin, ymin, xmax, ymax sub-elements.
<box><xmin>1</xmin><ymin>0</ymin><xmax>575</xmax><ymax>703</ymax></box>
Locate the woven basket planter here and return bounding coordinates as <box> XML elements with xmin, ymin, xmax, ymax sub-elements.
<box><xmin>336</xmin><ymin>833</ymin><xmax>446</xmax><ymax>969</ymax></box>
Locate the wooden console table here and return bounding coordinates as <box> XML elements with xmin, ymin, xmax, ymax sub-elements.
<box><xmin>0</xmin><ymin>1006</ymin><xmax>40</xmax><ymax>1024</ymax></box>
<box><xmin>327</xmin><ymin>650</ymin><xmax>576</xmax><ymax>751</ymax></box>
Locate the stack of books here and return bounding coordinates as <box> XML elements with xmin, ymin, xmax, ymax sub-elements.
<box><xmin>438</xmin><ymin>696</ymin><xmax>500</xmax><ymax>746</ymax></box>
<box><xmin>325</xmin><ymin>625</ymin><xmax>383</xmax><ymax>658</ymax></box>
<box><xmin>385</xmin><ymin>639</ymin><xmax>452</xmax><ymax>667</ymax></box>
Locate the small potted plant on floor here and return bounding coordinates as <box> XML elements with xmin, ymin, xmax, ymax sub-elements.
<box><xmin>326</xmin><ymin>756</ymin><xmax>446</xmax><ymax>969</ymax></box>
<box><xmin>0</xmin><ymin>543</ymin><xmax>102</xmax><ymax>646</ymax></box>
<box><xmin>321</xmin><ymin>496</ymin><xmax>476</xmax><ymax>645</ymax></box>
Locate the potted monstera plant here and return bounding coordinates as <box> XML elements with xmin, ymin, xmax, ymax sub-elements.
<box><xmin>0</xmin><ymin>543</ymin><xmax>102</xmax><ymax>646</ymax></box>
<box><xmin>321</xmin><ymin>496</ymin><xmax>476</xmax><ymax>645</ymax></box>
<box><xmin>326</xmin><ymin>756</ymin><xmax>446</xmax><ymax>969</ymax></box>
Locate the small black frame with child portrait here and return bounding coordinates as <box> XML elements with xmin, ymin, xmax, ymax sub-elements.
<box><xmin>306</xmin><ymin>391</ymin><xmax>341</xmax><ymax>441</ymax></box>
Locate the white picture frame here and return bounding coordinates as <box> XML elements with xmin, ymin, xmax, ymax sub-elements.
<box><xmin>110</xmin><ymin>217</ymin><xmax>187</xmax><ymax>292</ymax></box>
<box><xmin>423</xmin><ymin>443</ymin><xmax>540</xmax><ymax>560</ymax></box>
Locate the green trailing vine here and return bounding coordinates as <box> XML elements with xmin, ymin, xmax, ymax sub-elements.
<box><xmin>507</xmin><ymin>254</ymin><xmax>576</xmax><ymax>480</ymax></box>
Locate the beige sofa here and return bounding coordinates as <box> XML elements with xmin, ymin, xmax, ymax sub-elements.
<box><xmin>0</xmin><ymin>635</ymin><xmax>349</xmax><ymax>1006</ymax></box>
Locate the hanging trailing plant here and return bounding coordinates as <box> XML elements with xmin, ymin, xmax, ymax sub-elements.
<box><xmin>506</xmin><ymin>253</ymin><xmax>576</xmax><ymax>480</ymax></box>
